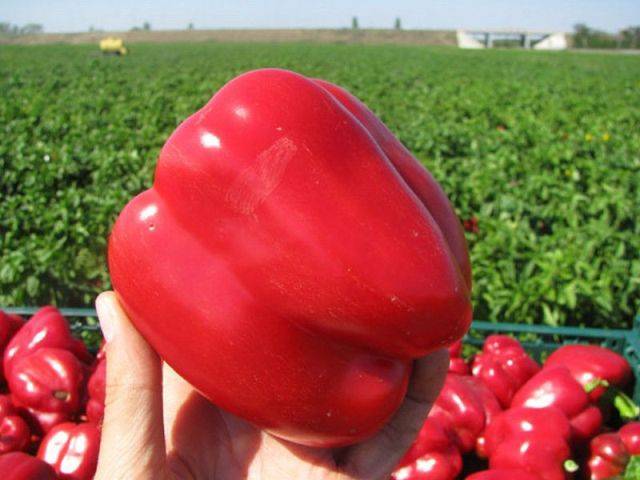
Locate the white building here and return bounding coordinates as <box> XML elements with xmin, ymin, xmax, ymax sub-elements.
<box><xmin>457</xmin><ymin>30</ymin><xmax>568</xmax><ymax>50</ymax></box>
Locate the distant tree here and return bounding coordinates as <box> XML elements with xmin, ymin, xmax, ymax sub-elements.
<box><xmin>620</xmin><ymin>26</ymin><xmax>640</xmax><ymax>48</ymax></box>
<box><xmin>0</xmin><ymin>22</ymin><xmax>11</xmax><ymax>35</ymax></box>
<box><xmin>572</xmin><ymin>23</ymin><xmax>618</xmax><ymax>49</ymax></box>
<box><xmin>394</xmin><ymin>17</ymin><xmax>402</xmax><ymax>30</ymax></box>
<box><xmin>573</xmin><ymin>23</ymin><xmax>590</xmax><ymax>48</ymax></box>
<box><xmin>20</xmin><ymin>23</ymin><xmax>43</xmax><ymax>35</ymax></box>
<box><xmin>188</xmin><ymin>22</ymin><xmax>194</xmax><ymax>30</ymax></box>
<box><xmin>352</xmin><ymin>16</ymin><xmax>359</xmax><ymax>30</ymax></box>
<box><xmin>143</xmin><ymin>21</ymin><xmax>151</xmax><ymax>31</ymax></box>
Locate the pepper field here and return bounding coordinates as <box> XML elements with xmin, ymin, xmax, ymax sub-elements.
<box><xmin>1</xmin><ymin>42</ymin><xmax>639</xmax><ymax>329</ymax></box>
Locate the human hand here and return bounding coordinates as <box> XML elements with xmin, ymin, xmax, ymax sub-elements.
<box><xmin>94</xmin><ymin>291</ymin><xmax>448</xmax><ymax>480</ymax></box>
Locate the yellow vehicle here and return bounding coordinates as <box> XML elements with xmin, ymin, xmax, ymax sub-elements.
<box><xmin>99</xmin><ymin>37</ymin><xmax>128</xmax><ymax>56</ymax></box>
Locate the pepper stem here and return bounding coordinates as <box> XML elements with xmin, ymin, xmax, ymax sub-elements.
<box><xmin>53</xmin><ymin>390</ymin><xmax>71</xmax><ymax>401</ymax></box>
<box><xmin>564</xmin><ymin>459</ymin><xmax>579</xmax><ymax>473</ymax></box>
<box><xmin>585</xmin><ymin>379</ymin><xmax>640</xmax><ymax>421</ymax></box>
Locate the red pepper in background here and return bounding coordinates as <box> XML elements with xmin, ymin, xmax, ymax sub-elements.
<box><xmin>469</xmin><ymin>376</ymin><xmax>502</xmax><ymax>423</ymax></box>
<box><xmin>619</xmin><ymin>421</ymin><xmax>640</xmax><ymax>455</ymax></box>
<box><xmin>0</xmin><ymin>415</ymin><xmax>30</xmax><ymax>454</ymax></box>
<box><xmin>86</xmin><ymin>357</ymin><xmax>105</xmax><ymax>425</ymax></box>
<box><xmin>479</xmin><ymin>407</ymin><xmax>574</xmax><ymax>479</ymax></box>
<box><xmin>472</xmin><ymin>378</ymin><xmax>504</xmax><ymax>457</ymax></box>
<box><xmin>430</xmin><ymin>374</ymin><xmax>499</xmax><ymax>453</ymax></box>
<box><xmin>463</xmin><ymin>216</ymin><xmax>479</xmax><ymax>234</ymax></box>
<box><xmin>0</xmin><ymin>395</ymin><xmax>12</xmax><ymax>417</ymax></box>
<box><xmin>449</xmin><ymin>357</ymin><xmax>470</xmax><ymax>375</ymax></box>
<box><xmin>482</xmin><ymin>335</ymin><xmax>523</xmax><ymax>354</ymax></box>
<box><xmin>0</xmin><ymin>311</ymin><xmax>24</xmax><ymax>383</ymax></box>
<box><xmin>448</xmin><ymin>340</ymin><xmax>470</xmax><ymax>375</ymax></box>
<box><xmin>465</xmin><ymin>376</ymin><xmax>502</xmax><ymax>437</ymax></box>
<box><xmin>0</xmin><ymin>394</ymin><xmax>30</xmax><ymax>454</ymax></box>
<box><xmin>481</xmin><ymin>406</ymin><xmax>571</xmax><ymax>458</ymax></box>
<box><xmin>489</xmin><ymin>433</ymin><xmax>572</xmax><ymax>480</ymax></box>
<box><xmin>392</xmin><ymin>449</ymin><xmax>462</xmax><ymax>480</ymax></box>
<box><xmin>392</xmin><ymin>417</ymin><xmax>462</xmax><ymax>480</ymax></box>
<box><xmin>8</xmin><ymin>348</ymin><xmax>85</xmax><ymax>415</ymax></box>
<box><xmin>586</xmin><ymin>432</ymin><xmax>630</xmax><ymax>480</ymax></box>
<box><xmin>397</xmin><ymin>416</ymin><xmax>458</xmax><ymax>467</ymax></box>
<box><xmin>449</xmin><ymin>340</ymin><xmax>463</xmax><ymax>358</ymax></box>
<box><xmin>472</xmin><ymin>334</ymin><xmax>540</xmax><ymax>407</ymax></box>
<box><xmin>3</xmin><ymin>306</ymin><xmax>91</xmax><ymax>379</ymax></box>
<box><xmin>511</xmin><ymin>366</ymin><xmax>602</xmax><ymax>444</ymax></box>
<box><xmin>466</xmin><ymin>469</ymin><xmax>540</xmax><ymax>480</ymax></box>
<box><xmin>545</xmin><ymin>345</ymin><xmax>632</xmax><ymax>401</ymax></box>
<box><xmin>0</xmin><ymin>451</ymin><xmax>57</xmax><ymax>480</ymax></box>
<box><xmin>19</xmin><ymin>407</ymin><xmax>70</xmax><ymax>436</ymax></box>
<box><xmin>37</xmin><ymin>422</ymin><xmax>100</xmax><ymax>480</ymax></box>
<box><xmin>108</xmin><ymin>68</ymin><xmax>472</xmax><ymax>446</ymax></box>
<box><xmin>95</xmin><ymin>340</ymin><xmax>106</xmax><ymax>362</ymax></box>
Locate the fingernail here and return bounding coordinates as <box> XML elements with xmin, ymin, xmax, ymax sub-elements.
<box><xmin>96</xmin><ymin>294</ymin><xmax>116</xmax><ymax>343</ymax></box>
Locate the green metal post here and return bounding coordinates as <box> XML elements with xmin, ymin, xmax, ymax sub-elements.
<box><xmin>626</xmin><ymin>314</ymin><xmax>640</xmax><ymax>405</ymax></box>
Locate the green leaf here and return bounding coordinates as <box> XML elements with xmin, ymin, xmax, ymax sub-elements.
<box><xmin>585</xmin><ymin>378</ymin><xmax>609</xmax><ymax>394</ymax></box>
<box><xmin>613</xmin><ymin>391</ymin><xmax>640</xmax><ymax>421</ymax></box>
<box><xmin>624</xmin><ymin>456</ymin><xmax>640</xmax><ymax>480</ymax></box>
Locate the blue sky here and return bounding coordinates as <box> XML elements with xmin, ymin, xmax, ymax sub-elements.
<box><xmin>2</xmin><ymin>0</ymin><xmax>638</xmax><ymax>33</ymax></box>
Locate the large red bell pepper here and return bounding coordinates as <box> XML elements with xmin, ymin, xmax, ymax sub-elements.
<box><xmin>511</xmin><ymin>366</ymin><xmax>602</xmax><ymax>444</ymax></box>
<box><xmin>108</xmin><ymin>68</ymin><xmax>472</xmax><ymax>446</ymax></box>
<box><xmin>0</xmin><ymin>395</ymin><xmax>30</xmax><ymax>454</ymax></box>
<box><xmin>0</xmin><ymin>311</ymin><xmax>23</xmax><ymax>383</ymax></box>
<box><xmin>471</xmin><ymin>335</ymin><xmax>540</xmax><ymax>408</ymax></box>
<box><xmin>0</xmin><ymin>451</ymin><xmax>57</xmax><ymax>480</ymax></box>
<box><xmin>545</xmin><ymin>345</ymin><xmax>632</xmax><ymax>401</ymax></box>
<box><xmin>8</xmin><ymin>348</ymin><xmax>85</xmax><ymax>415</ymax></box>
<box><xmin>86</xmin><ymin>357</ymin><xmax>105</xmax><ymax>425</ymax></box>
<box><xmin>586</xmin><ymin>432</ymin><xmax>630</xmax><ymax>480</ymax></box>
<box><xmin>466</xmin><ymin>470</ymin><xmax>539</xmax><ymax>480</ymax></box>
<box><xmin>619</xmin><ymin>421</ymin><xmax>640</xmax><ymax>455</ymax></box>
<box><xmin>429</xmin><ymin>374</ymin><xmax>500</xmax><ymax>453</ymax></box>
<box><xmin>3</xmin><ymin>306</ymin><xmax>91</xmax><ymax>379</ymax></box>
<box><xmin>37</xmin><ymin>422</ymin><xmax>100</xmax><ymax>480</ymax></box>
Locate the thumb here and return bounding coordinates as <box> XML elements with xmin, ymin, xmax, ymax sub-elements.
<box><xmin>94</xmin><ymin>291</ymin><xmax>168</xmax><ymax>480</ymax></box>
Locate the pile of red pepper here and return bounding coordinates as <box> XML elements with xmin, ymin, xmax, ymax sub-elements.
<box><xmin>0</xmin><ymin>308</ymin><xmax>104</xmax><ymax>480</ymax></box>
<box><xmin>2</xmin><ymin>307</ymin><xmax>638</xmax><ymax>479</ymax></box>
<box><xmin>394</xmin><ymin>335</ymin><xmax>640</xmax><ymax>480</ymax></box>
